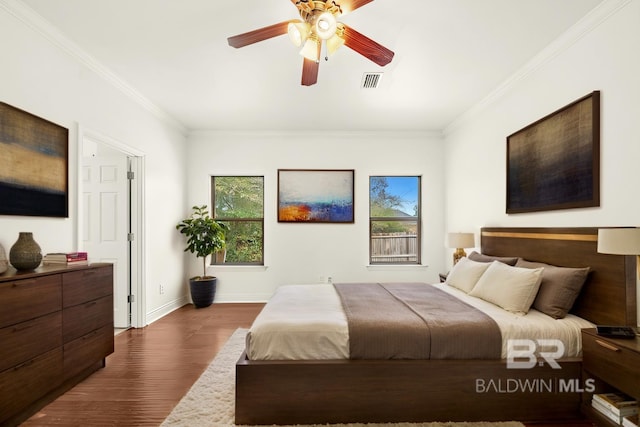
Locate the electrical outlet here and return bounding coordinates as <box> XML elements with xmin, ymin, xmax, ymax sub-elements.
<box><xmin>159</xmin><ymin>284</ymin><xmax>165</xmax><ymax>294</ymax></box>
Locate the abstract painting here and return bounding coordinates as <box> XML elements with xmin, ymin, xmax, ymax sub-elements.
<box><xmin>278</xmin><ymin>169</ymin><xmax>354</xmax><ymax>223</ymax></box>
<box><xmin>0</xmin><ymin>103</ymin><xmax>69</xmax><ymax>217</ymax></box>
<box><xmin>506</xmin><ymin>91</ymin><xmax>600</xmax><ymax>214</ymax></box>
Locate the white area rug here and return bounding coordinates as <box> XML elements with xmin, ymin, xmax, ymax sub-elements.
<box><xmin>161</xmin><ymin>328</ymin><xmax>524</xmax><ymax>427</ymax></box>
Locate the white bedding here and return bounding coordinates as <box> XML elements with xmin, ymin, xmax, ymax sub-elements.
<box><xmin>246</xmin><ymin>282</ymin><xmax>594</xmax><ymax>360</ymax></box>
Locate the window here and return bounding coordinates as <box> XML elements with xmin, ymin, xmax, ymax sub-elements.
<box><xmin>369</xmin><ymin>176</ymin><xmax>421</xmax><ymax>264</ymax></box>
<box><xmin>212</xmin><ymin>176</ymin><xmax>264</xmax><ymax>265</ymax></box>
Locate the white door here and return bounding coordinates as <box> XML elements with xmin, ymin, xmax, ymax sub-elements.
<box><xmin>82</xmin><ymin>151</ymin><xmax>130</xmax><ymax>328</ymax></box>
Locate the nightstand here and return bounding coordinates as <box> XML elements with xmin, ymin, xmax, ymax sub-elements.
<box><xmin>581</xmin><ymin>328</ymin><xmax>640</xmax><ymax>425</ymax></box>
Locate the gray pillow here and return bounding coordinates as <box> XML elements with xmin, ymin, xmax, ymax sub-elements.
<box><xmin>468</xmin><ymin>251</ymin><xmax>518</xmax><ymax>266</ymax></box>
<box><xmin>515</xmin><ymin>259</ymin><xmax>590</xmax><ymax>319</ymax></box>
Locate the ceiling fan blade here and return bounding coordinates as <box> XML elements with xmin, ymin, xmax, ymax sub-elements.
<box><xmin>227</xmin><ymin>21</ymin><xmax>292</xmax><ymax>48</ymax></box>
<box><xmin>336</xmin><ymin>0</ymin><xmax>374</xmax><ymax>15</ymax></box>
<box><xmin>301</xmin><ymin>58</ymin><xmax>319</xmax><ymax>86</ymax></box>
<box><xmin>341</xmin><ymin>24</ymin><xmax>394</xmax><ymax>66</ymax></box>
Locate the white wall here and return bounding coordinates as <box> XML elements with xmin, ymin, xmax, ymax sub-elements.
<box><xmin>186</xmin><ymin>131</ymin><xmax>445</xmax><ymax>302</ymax></box>
<box><xmin>444</xmin><ymin>0</ymin><xmax>640</xmax><ymax>234</ymax></box>
<box><xmin>443</xmin><ymin>0</ymin><xmax>640</xmax><ymax>323</ymax></box>
<box><xmin>0</xmin><ymin>5</ymin><xmax>188</xmax><ymax>324</ymax></box>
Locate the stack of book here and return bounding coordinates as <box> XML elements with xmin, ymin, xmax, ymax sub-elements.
<box><xmin>43</xmin><ymin>252</ymin><xmax>88</xmax><ymax>266</ymax></box>
<box><xmin>591</xmin><ymin>392</ymin><xmax>638</xmax><ymax>425</ymax></box>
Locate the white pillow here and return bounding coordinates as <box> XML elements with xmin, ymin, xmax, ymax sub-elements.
<box><xmin>468</xmin><ymin>261</ymin><xmax>543</xmax><ymax>315</ymax></box>
<box><xmin>445</xmin><ymin>257</ymin><xmax>491</xmax><ymax>293</ymax></box>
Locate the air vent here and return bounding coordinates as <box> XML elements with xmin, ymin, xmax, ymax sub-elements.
<box><xmin>361</xmin><ymin>72</ymin><xmax>383</xmax><ymax>89</ymax></box>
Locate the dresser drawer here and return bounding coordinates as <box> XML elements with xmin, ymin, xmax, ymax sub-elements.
<box><xmin>582</xmin><ymin>332</ymin><xmax>640</xmax><ymax>398</ymax></box>
<box><xmin>0</xmin><ymin>312</ymin><xmax>62</xmax><ymax>372</ymax></box>
<box><xmin>63</xmin><ymin>324</ymin><xmax>114</xmax><ymax>380</ymax></box>
<box><xmin>0</xmin><ymin>348</ymin><xmax>63</xmax><ymax>424</ymax></box>
<box><xmin>63</xmin><ymin>265</ymin><xmax>113</xmax><ymax>308</ymax></box>
<box><xmin>0</xmin><ymin>275</ymin><xmax>62</xmax><ymax>328</ymax></box>
<box><xmin>63</xmin><ymin>295</ymin><xmax>113</xmax><ymax>343</ymax></box>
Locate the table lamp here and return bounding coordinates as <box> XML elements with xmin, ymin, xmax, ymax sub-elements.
<box><xmin>447</xmin><ymin>232</ymin><xmax>475</xmax><ymax>265</ymax></box>
<box><xmin>597</xmin><ymin>228</ymin><xmax>640</xmax><ymax>279</ymax></box>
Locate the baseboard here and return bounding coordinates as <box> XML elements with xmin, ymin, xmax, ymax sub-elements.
<box><xmin>146</xmin><ymin>295</ymin><xmax>190</xmax><ymax>325</ymax></box>
<box><xmin>214</xmin><ymin>292</ymin><xmax>271</xmax><ymax>303</ymax></box>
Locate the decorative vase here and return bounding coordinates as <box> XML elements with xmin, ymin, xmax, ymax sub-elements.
<box><xmin>9</xmin><ymin>232</ymin><xmax>42</xmax><ymax>271</ymax></box>
<box><xmin>0</xmin><ymin>243</ymin><xmax>8</xmax><ymax>274</ymax></box>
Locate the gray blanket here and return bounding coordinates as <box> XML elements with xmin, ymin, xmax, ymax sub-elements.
<box><xmin>333</xmin><ymin>283</ymin><xmax>502</xmax><ymax>360</ymax></box>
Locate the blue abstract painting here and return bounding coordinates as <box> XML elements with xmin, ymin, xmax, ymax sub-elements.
<box><xmin>278</xmin><ymin>169</ymin><xmax>354</xmax><ymax>223</ymax></box>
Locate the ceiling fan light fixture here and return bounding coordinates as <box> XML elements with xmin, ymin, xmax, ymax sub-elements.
<box><xmin>288</xmin><ymin>21</ymin><xmax>310</xmax><ymax>47</ymax></box>
<box><xmin>315</xmin><ymin>11</ymin><xmax>337</xmax><ymax>40</ymax></box>
<box><xmin>227</xmin><ymin>0</ymin><xmax>394</xmax><ymax>85</ymax></box>
<box><xmin>300</xmin><ymin>34</ymin><xmax>321</xmax><ymax>62</ymax></box>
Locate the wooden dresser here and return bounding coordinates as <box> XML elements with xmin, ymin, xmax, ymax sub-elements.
<box><xmin>0</xmin><ymin>263</ymin><xmax>114</xmax><ymax>426</ymax></box>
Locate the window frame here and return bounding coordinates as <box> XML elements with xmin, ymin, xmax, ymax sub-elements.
<box><xmin>211</xmin><ymin>175</ymin><xmax>265</xmax><ymax>266</ymax></box>
<box><xmin>368</xmin><ymin>175</ymin><xmax>422</xmax><ymax>265</ymax></box>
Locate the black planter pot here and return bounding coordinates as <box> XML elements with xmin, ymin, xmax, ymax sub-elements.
<box><xmin>189</xmin><ymin>277</ymin><xmax>217</xmax><ymax>308</ymax></box>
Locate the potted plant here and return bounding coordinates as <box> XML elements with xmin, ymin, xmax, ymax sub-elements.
<box><xmin>176</xmin><ymin>205</ymin><xmax>229</xmax><ymax>308</ymax></box>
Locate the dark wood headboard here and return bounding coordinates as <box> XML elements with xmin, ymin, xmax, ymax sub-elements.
<box><xmin>481</xmin><ymin>227</ymin><xmax>637</xmax><ymax>326</ymax></box>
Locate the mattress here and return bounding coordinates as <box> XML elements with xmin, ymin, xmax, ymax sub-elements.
<box><xmin>245</xmin><ymin>282</ymin><xmax>595</xmax><ymax>360</ymax></box>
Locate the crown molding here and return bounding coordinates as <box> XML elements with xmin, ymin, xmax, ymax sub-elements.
<box><xmin>0</xmin><ymin>0</ymin><xmax>187</xmax><ymax>135</ymax></box>
<box><xmin>187</xmin><ymin>129</ymin><xmax>444</xmax><ymax>140</ymax></box>
<box><xmin>443</xmin><ymin>0</ymin><xmax>632</xmax><ymax>136</ymax></box>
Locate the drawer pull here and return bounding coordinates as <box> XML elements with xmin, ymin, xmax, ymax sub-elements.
<box><xmin>13</xmin><ymin>323</ymin><xmax>35</xmax><ymax>333</ymax></box>
<box><xmin>13</xmin><ymin>359</ymin><xmax>35</xmax><ymax>371</ymax></box>
<box><xmin>82</xmin><ymin>330</ymin><xmax>99</xmax><ymax>340</ymax></box>
<box><xmin>595</xmin><ymin>339</ymin><xmax>621</xmax><ymax>352</ymax></box>
<box><xmin>12</xmin><ymin>279</ymin><xmax>37</xmax><ymax>288</ymax></box>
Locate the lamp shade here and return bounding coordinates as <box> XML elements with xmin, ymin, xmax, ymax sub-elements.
<box><xmin>597</xmin><ymin>228</ymin><xmax>640</xmax><ymax>255</ymax></box>
<box><xmin>447</xmin><ymin>232</ymin><xmax>475</xmax><ymax>249</ymax></box>
<box><xmin>300</xmin><ymin>35</ymin><xmax>320</xmax><ymax>61</ymax></box>
<box><xmin>315</xmin><ymin>12</ymin><xmax>337</xmax><ymax>40</ymax></box>
<box><xmin>326</xmin><ymin>33</ymin><xmax>345</xmax><ymax>56</ymax></box>
<box><xmin>288</xmin><ymin>21</ymin><xmax>310</xmax><ymax>47</ymax></box>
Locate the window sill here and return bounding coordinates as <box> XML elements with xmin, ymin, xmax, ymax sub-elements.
<box><xmin>207</xmin><ymin>265</ymin><xmax>269</xmax><ymax>272</ymax></box>
<box><xmin>366</xmin><ymin>264</ymin><xmax>429</xmax><ymax>271</ymax></box>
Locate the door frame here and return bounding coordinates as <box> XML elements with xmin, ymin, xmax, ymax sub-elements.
<box><xmin>76</xmin><ymin>124</ymin><xmax>147</xmax><ymax>328</ymax></box>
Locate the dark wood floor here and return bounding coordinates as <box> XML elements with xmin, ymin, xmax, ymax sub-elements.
<box><xmin>21</xmin><ymin>302</ymin><xmax>595</xmax><ymax>426</ymax></box>
<box><xmin>23</xmin><ymin>303</ymin><xmax>264</xmax><ymax>426</ymax></box>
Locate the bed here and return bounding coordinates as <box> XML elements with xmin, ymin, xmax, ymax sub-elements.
<box><xmin>235</xmin><ymin>227</ymin><xmax>638</xmax><ymax>424</ymax></box>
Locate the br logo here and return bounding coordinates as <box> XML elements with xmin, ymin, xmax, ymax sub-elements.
<box><xmin>507</xmin><ymin>339</ymin><xmax>565</xmax><ymax>369</ymax></box>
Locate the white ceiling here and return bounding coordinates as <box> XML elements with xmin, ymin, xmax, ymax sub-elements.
<box><xmin>19</xmin><ymin>0</ymin><xmax>604</xmax><ymax>132</ymax></box>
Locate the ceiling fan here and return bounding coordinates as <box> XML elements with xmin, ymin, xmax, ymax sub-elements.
<box><xmin>227</xmin><ymin>0</ymin><xmax>394</xmax><ymax>86</ymax></box>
